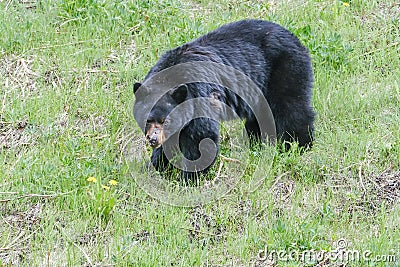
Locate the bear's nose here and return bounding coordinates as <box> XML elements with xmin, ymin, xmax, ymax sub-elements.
<box><xmin>149</xmin><ymin>136</ymin><xmax>158</xmax><ymax>147</ymax></box>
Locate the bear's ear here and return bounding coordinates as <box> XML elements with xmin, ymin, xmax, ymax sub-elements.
<box><xmin>170</xmin><ymin>84</ymin><xmax>188</xmax><ymax>104</ymax></box>
<box><xmin>133</xmin><ymin>82</ymin><xmax>142</xmax><ymax>94</ymax></box>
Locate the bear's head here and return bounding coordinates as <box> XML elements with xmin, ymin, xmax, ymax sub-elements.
<box><xmin>134</xmin><ymin>83</ymin><xmax>189</xmax><ymax>148</ymax></box>
<box><xmin>134</xmin><ymin>82</ymin><xmax>225</xmax><ymax>149</ymax></box>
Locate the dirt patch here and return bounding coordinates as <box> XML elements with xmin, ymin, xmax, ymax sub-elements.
<box><xmin>75</xmin><ymin>227</ymin><xmax>111</xmax><ymax>246</ymax></box>
<box><xmin>54</xmin><ymin>108</ymin><xmax>109</xmax><ymax>136</ymax></box>
<box><xmin>358</xmin><ymin>2</ymin><xmax>400</xmax><ymax>27</ymax></box>
<box><xmin>188</xmin><ymin>206</ymin><xmax>226</xmax><ymax>244</ymax></box>
<box><xmin>0</xmin><ymin>202</ymin><xmax>43</xmax><ymax>265</ymax></box>
<box><xmin>353</xmin><ymin>170</ymin><xmax>400</xmax><ymax>213</ymax></box>
<box><xmin>378</xmin><ymin>2</ymin><xmax>400</xmax><ymax>21</ymax></box>
<box><xmin>0</xmin><ymin>55</ymin><xmax>39</xmax><ymax>95</ymax></box>
<box><xmin>2</xmin><ymin>202</ymin><xmax>43</xmax><ymax>230</ymax></box>
<box><xmin>374</xmin><ymin>170</ymin><xmax>400</xmax><ymax>203</ymax></box>
<box><xmin>120</xmin><ymin>39</ymin><xmax>136</xmax><ymax>66</ymax></box>
<box><xmin>0</xmin><ymin>119</ymin><xmax>38</xmax><ymax>151</ymax></box>
<box><xmin>270</xmin><ymin>172</ymin><xmax>295</xmax><ymax>207</ymax></box>
<box><xmin>43</xmin><ymin>67</ymin><xmax>63</xmax><ymax>87</ymax></box>
<box><xmin>331</xmin><ymin>169</ymin><xmax>400</xmax><ymax>216</ymax></box>
<box><xmin>18</xmin><ymin>0</ymin><xmax>37</xmax><ymax>9</ymax></box>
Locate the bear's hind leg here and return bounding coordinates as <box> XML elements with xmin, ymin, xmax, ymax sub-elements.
<box><xmin>271</xmin><ymin>99</ymin><xmax>315</xmax><ymax>149</ymax></box>
<box><xmin>245</xmin><ymin>118</ymin><xmax>262</xmax><ymax>146</ymax></box>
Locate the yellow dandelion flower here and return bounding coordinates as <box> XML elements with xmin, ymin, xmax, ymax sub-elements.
<box><xmin>343</xmin><ymin>2</ymin><xmax>350</xmax><ymax>7</ymax></box>
<box><xmin>87</xmin><ymin>177</ymin><xmax>97</xmax><ymax>183</ymax></box>
<box><xmin>102</xmin><ymin>185</ymin><xmax>110</xmax><ymax>190</ymax></box>
<box><xmin>109</xmin><ymin>179</ymin><xmax>118</xmax><ymax>186</ymax></box>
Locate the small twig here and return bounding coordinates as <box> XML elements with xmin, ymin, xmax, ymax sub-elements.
<box><xmin>81</xmin><ymin>133</ymin><xmax>110</xmax><ymax>140</ymax></box>
<box><xmin>86</xmin><ymin>69</ymin><xmax>118</xmax><ymax>74</ymax></box>
<box><xmin>71</xmin><ymin>241</ymin><xmax>93</xmax><ymax>267</ymax></box>
<box><xmin>0</xmin><ymin>231</ymin><xmax>25</xmax><ymax>251</ymax></box>
<box><xmin>0</xmin><ymin>191</ymin><xmax>18</xmax><ymax>195</ymax></box>
<box><xmin>0</xmin><ymin>191</ymin><xmax>73</xmax><ymax>203</ymax></box>
<box><xmin>1</xmin><ymin>80</ymin><xmax>7</xmax><ymax>114</ymax></box>
<box><xmin>0</xmin><ymin>228</ymin><xmax>38</xmax><ymax>252</ymax></box>
<box><xmin>359</xmin><ymin>163</ymin><xmax>367</xmax><ymax>195</ymax></box>
<box><xmin>29</xmin><ymin>40</ymin><xmax>93</xmax><ymax>51</ymax></box>
<box><xmin>76</xmin><ymin>156</ymin><xmax>91</xmax><ymax>160</ymax></box>
<box><xmin>220</xmin><ymin>154</ymin><xmax>241</xmax><ymax>163</ymax></box>
<box><xmin>357</xmin><ymin>42</ymin><xmax>399</xmax><ymax>58</ymax></box>
<box><xmin>94</xmin><ymin>134</ymin><xmax>109</xmax><ymax>140</ymax></box>
<box><xmin>4</xmin><ymin>0</ymin><xmax>12</xmax><ymax>11</ymax></box>
<box><xmin>253</xmin><ymin>171</ymin><xmax>291</xmax><ymax>219</ymax></box>
<box><xmin>19</xmin><ymin>58</ymin><xmax>39</xmax><ymax>76</ymax></box>
<box><xmin>58</xmin><ymin>17</ymin><xmax>80</xmax><ymax>28</ymax></box>
<box><xmin>0</xmin><ymin>128</ymin><xmax>12</xmax><ymax>147</ymax></box>
<box><xmin>268</xmin><ymin>171</ymin><xmax>289</xmax><ymax>193</ymax></box>
<box><xmin>54</xmin><ymin>224</ymin><xmax>94</xmax><ymax>267</ymax></box>
<box><xmin>215</xmin><ymin>160</ymin><xmax>224</xmax><ymax>179</ymax></box>
<box><xmin>119</xmin><ymin>240</ymin><xmax>140</xmax><ymax>260</ymax></box>
<box><xmin>338</xmin><ymin>162</ymin><xmax>360</xmax><ymax>172</ymax></box>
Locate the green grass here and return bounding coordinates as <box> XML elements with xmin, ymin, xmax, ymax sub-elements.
<box><xmin>1</xmin><ymin>0</ymin><xmax>399</xmax><ymax>266</ymax></box>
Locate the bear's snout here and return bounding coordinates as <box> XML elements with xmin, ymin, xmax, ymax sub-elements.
<box><xmin>145</xmin><ymin>122</ymin><xmax>165</xmax><ymax>148</ymax></box>
<box><xmin>148</xmin><ymin>135</ymin><xmax>158</xmax><ymax>147</ymax></box>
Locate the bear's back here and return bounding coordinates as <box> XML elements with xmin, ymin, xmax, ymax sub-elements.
<box><xmin>144</xmin><ymin>19</ymin><xmax>310</xmax><ymax>92</ymax></box>
<box><xmin>196</xmin><ymin>19</ymin><xmax>285</xmax><ymax>45</ymax></box>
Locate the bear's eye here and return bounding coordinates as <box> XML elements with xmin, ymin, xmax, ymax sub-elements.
<box><xmin>159</xmin><ymin>118</ymin><xmax>165</xmax><ymax>124</ymax></box>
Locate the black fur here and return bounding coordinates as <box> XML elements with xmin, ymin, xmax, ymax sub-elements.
<box><xmin>134</xmin><ymin>19</ymin><xmax>315</xmax><ymax>181</ymax></box>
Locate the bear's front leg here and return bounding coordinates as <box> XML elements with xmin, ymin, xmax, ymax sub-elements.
<box><xmin>150</xmin><ymin>146</ymin><xmax>170</xmax><ymax>173</ymax></box>
<box><xmin>179</xmin><ymin>119</ymin><xmax>220</xmax><ymax>185</ymax></box>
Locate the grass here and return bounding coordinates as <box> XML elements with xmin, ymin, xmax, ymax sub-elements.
<box><xmin>0</xmin><ymin>0</ymin><xmax>399</xmax><ymax>266</ymax></box>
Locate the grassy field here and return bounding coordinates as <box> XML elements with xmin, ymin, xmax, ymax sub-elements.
<box><xmin>1</xmin><ymin>0</ymin><xmax>399</xmax><ymax>266</ymax></box>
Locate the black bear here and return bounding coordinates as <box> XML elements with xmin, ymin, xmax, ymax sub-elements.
<box><xmin>133</xmin><ymin>19</ymin><xmax>315</xmax><ymax>182</ymax></box>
